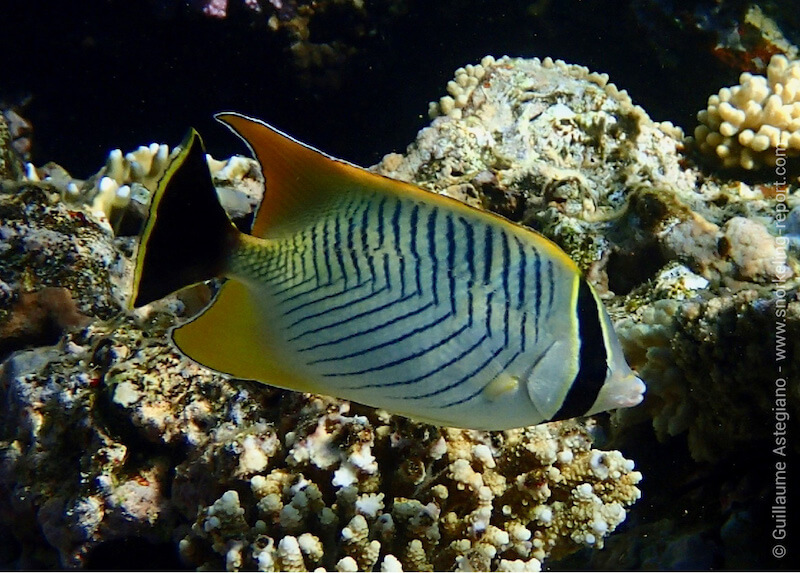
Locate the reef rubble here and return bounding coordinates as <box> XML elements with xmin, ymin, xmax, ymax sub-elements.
<box><xmin>1</xmin><ymin>53</ymin><xmax>797</xmax><ymax>570</ymax></box>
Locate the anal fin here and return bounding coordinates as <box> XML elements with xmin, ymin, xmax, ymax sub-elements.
<box><xmin>171</xmin><ymin>280</ymin><xmax>319</xmax><ymax>393</ymax></box>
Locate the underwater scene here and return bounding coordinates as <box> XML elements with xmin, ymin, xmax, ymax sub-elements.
<box><xmin>0</xmin><ymin>0</ymin><xmax>798</xmax><ymax>570</ymax></box>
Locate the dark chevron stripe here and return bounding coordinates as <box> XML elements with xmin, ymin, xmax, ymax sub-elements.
<box><xmin>501</xmin><ymin>231</ymin><xmax>510</xmax><ymax>300</ymax></box>
<box><xmin>297</xmin><ymin>299</ymin><xmax>435</xmax><ymax>352</ymax></box>
<box><xmin>333</xmin><ymin>213</ymin><xmax>346</xmax><ymax>286</ymax></box>
<box><xmin>520</xmin><ymin>310</ymin><xmax>528</xmax><ymax>352</ymax></box>
<box><xmin>313</xmin><ymin>310</ymin><xmax>454</xmax><ymax>365</ymax></box>
<box><xmin>381</xmin><ymin>251</ymin><xmax>391</xmax><ymax>290</ymax></box>
<box><xmin>515</xmin><ymin>237</ymin><xmax>526</xmax><ymax>310</ymax></box>
<box><xmin>460</xmin><ymin>217</ymin><xmax>476</xmax><ymax>326</ymax></box>
<box><xmin>265</xmin><ymin>268</ymin><xmax>301</xmax><ymax>290</ymax></box>
<box><xmin>551</xmin><ymin>279</ymin><xmax>607</xmax><ymax>421</ymax></box>
<box><xmin>501</xmin><ymin>231</ymin><xmax>510</xmax><ymax>347</ymax></box>
<box><xmin>446</xmin><ymin>214</ymin><xmax>456</xmax><ymax>314</ymax></box>
<box><xmin>410</xmin><ymin>204</ymin><xmax>421</xmax><ymax>294</ymax></box>
<box><xmin>409</xmin><ymin>340</ymin><xmax>506</xmax><ymax>401</ymax></box>
<box><xmin>483</xmin><ymin>226</ymin><xmax>494</xmax><ymax>285</ymax></box>
<box><xmin>284</xmin><ymin>279</ymin><xmax>376</xmax><ymax>317</ymax></box>
<box><xmin>288</xmin><ymin>289</ymin><xmax>420</xmax><ymax>342</ymax></box>
<box><xmin>546</xmin><ymin>260</ymin><xmax>554</xmax><ymax>319</ymax></box>
<box><xmin>377</xmin><ymin>196</ymin><xmax>386</xmax><ymax>247</ymax></box>
<box><xmin>375</xmin><ymin>331</ymin><xmax>489</xmax><ymax>391</ymax></box>
<box><xmin>265</xmin><ymin>271</ymin><xmax>295</xmax><ymax>289</ymax></box>
<box><xmin>273</xmin><ymin>276</ymin><xmax>316</xmax><ymax>299</ymax></box>
<box><xmin>321</xmin><ymin>315</ymin><xmax>467</xmax><ymax>374</ymax></box>
<box><xmin>380</xmin><ymin>334</ymin><xmax>489</xmax><ymax>394</ymax></box>
<box><xmin>427</xmin><ymin>209</ymin><xmax>438</xmax><ymax>305</ymax></box>
<box><xmin>486</xmin><ymin>291</ymin><xmax>493</xmax><ymax>336</ymax></box>
<box><xmin>346</xmin><ymin>203</ymin><xmax>361</xmax><ymax>284</ymax></box>
<box><xmin>285</xmin><ymin>280</ymin><xmax>380</xmax><ymax>328</ymax></box>
<box><xmin>391</xmin><ymin>200</ymin><xmax>406</xmax><ymax>295</ymax></box>
<box><xmin>534</xmin><ymin>248</ymin><xmax>541</xmax><ymax>343</ymax></box>
<box><xmin>360</xmin><ymin>202</ymin><xmax>376</xmax><ymax>285</ymax></box>
<box><xmin>321</xmin><ymin>216</ymin><xmax>332</xmax><ymax>283</ymax></box>
<box><xmin>293</xmin><ymin>251</ymin><xmax>391</xmax><ymax>327</ymax></box>
<box><xmin>310</xmin><ymin>221</ymin><xmax>321</xmax><ymax>286</ymax></box>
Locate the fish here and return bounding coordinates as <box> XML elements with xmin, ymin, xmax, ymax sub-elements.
<box><xmin>130</xmin><ymin>112</ymin><xmax>645</xmax><ymax>430</ymax></box>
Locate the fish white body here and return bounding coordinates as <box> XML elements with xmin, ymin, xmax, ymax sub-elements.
<box><xmin>232</xmin><ymin>194</ymin><xmax>586</xmax><ymax>429</ymax></box>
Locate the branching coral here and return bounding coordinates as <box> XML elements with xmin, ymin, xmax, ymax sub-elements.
<box><xmin>176</xmin><ymin>402</ymin><xmax>641</xmax><ymax>571</ymax></box>
<box><xmin>23</xmin><ymin>140</ymin><xmax>259</xmax><ymax>236</ymax></box>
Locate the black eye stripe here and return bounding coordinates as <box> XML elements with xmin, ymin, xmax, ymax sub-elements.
<box><xmin>550</xmin><ymin>278</ymin><xmax>607</xmax><ymax>421</ymax></box>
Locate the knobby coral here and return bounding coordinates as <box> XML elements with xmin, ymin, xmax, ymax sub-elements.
<box><xmin>693</xmin><ymin>53</ymin><xmax>800</xmax><ymax>173</ymax></box>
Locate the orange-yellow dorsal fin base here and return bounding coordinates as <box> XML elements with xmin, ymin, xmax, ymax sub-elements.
<box><xmin>215</xmin><ymin>112</ymin><xmax>579</xmax><ymax>272</ymax></box>
<box><xmin>216</xmin><ymin>112</ymin><xmax>393</xmax><ymax>238</ymax></box>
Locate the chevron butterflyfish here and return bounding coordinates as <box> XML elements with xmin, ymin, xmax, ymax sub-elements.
<box><xmin>130</xmin><ymin>112</ymin><xmax>645</xmax><ymax>430</ymax></box>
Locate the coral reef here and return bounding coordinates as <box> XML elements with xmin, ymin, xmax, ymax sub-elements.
<box><xmin>0</xmin><ymin>114</ymin><xmax>23</xmax><ymax>181</ymax></box>
<box><xmin>730</xmin><ymin>5</ymin><xmax>800</xmax><ymax>71</ymax></box>
<box><xmin>0</xmin><ymin>244</ymin><xmax>642</xmax><ymax>569</ymax></box>
<box><xmin>382</xmin><ymin>55</ymin><xmax>689</xmax><ymax>288</ymax></box>
<box><xmin>0</xmin><ymin>184</ymin><xmax>126</xmax><ymax>333</ymax></box>
<box><xmin>378</xmin><ymin>53</ymin><xmax>799</xmax><ymax>567</ymax></box>
<box><xmin>191</xmin><ymin>0</ymin><xmax>266</xmax><ymax>19</ymax></box>
<box><xmin>23</xmin><ymin>139</ymin><xmax>260</xmax><ymax>237</ymax></box>
<box><xmin>177</xmin><ymin>406</ymin><xmax>640</xmax><ymax>570</ymax></box>
<box><xmin>630</xmin><ymin>1</ymin><xmax>799</xmax><ymax>75</ymax></box>
<box><xmin>0</xmin><ymin>105</ymin><xmax>31</xmax><ymax>167</ymax></box>
<box><xmin>0</xmin><ymin>57</ymin><xmax>648</xmax><ymax>570</ymax></box>
<box><xmin>2</xmin><ymin>52</ymin><xmax>798</xmax><ymax>570</ymax></box>
<box><xmin>692</xmin><ymin>54</ymin><xmax>800</xmax><ymax>173</ymax></box>
<box><xmin>615</xmin><ymin>288</ymin><xmax>800</xmax><ymax>462</ymax></box>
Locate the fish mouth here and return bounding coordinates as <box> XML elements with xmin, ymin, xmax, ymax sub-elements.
<box><xmin>587</xmin><ymin>371</ymin><xmax>646</xmax><ymax>416</ymax></box>
<box><xmin>619</xmin><ymin>374</ymin><xmax>646</xmax><ymax>408</ymax></box>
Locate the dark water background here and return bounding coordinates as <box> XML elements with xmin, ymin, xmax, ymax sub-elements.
<box><xmin>1</xmin><ymin>0</ymin><xmax>743</xmax><ymax>176</ymax></box>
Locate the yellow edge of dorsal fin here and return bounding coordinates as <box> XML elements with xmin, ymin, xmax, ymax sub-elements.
<box><xmin>214</xmin><ymin>112</ymin><xmax>578</xmax><ymax>272</ymax></box>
